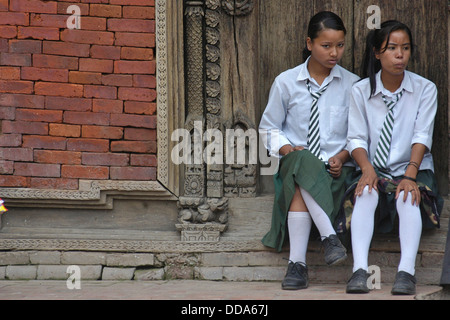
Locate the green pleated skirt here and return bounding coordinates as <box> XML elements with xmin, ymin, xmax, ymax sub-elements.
<box><xmin>261</xmin><ymin>150</ymin><xmax>354</xmax><ymax>252</ymax></box>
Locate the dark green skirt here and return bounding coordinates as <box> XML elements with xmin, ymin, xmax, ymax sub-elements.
<box><xmin>336</xmin><ymin>169</ymin><xmax>443</xmax><ymax>235</ymax></box>
<box><xmin>261</xmin><ymin>150</ymin><xmax>354</xmax><ymax>252</ymax></box>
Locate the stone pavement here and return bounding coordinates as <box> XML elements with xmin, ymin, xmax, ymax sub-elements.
<box><xmin>0</xmin><ymin>279</ymin><xmax>443</xmax><ymax>300</ymax></box>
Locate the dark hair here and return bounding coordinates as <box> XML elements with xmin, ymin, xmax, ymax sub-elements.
<box><xmin>362</xmin><ymin>20</ymin><xmax>414</xmax><ymax>96</ymax></box>
<box><xmin>302</xmin><ymin>11</ymin><xmax>347</xmax><ymax>62</ymax></box>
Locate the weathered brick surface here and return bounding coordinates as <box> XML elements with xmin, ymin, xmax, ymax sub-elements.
<box><xmin>0</xmin><ymin>1</ymin><xmax>157</xmax><ymax>189</ymax></box>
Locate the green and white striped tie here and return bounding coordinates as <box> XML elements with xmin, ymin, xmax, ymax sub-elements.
<box><xmin>306</xmin><ymin>79</ymin><xmax>330</xmax><ymax>159</ymax></box>
<box><xmin>373</xmin><ymin>90</ymin><xmax>404</xmax><ymax>178</ymax></box>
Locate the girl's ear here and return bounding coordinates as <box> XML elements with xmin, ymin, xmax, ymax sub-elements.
<box><xmin>374</xmin><ymin>47</ymin><xmax>380</xmax><ymax>60</ymax></box>
<box><xmin>306</xmin><ymin>37</ymin><xmax>313</xmax><ymax>52</ymax></box>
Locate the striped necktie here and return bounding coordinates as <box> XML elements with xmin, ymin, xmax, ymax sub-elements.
<box><xmin>306</xmin><ymin>79</ymin><xmax>330</xmax><ymax>159</ymax></box>
<box><xmin>373</xmin><ymin>90</ymin><xmax>404</xmax><ymax>178</ymax></box>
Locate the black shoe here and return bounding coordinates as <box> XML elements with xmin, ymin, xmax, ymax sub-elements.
<box><xmin>346</xmin><ymin>269</ymin><xmax>370</xmax><ymax>293</ymax></box>
<box><xmin>281</xmin><ymin>261</ymin><xmax>308</xmax><ymax>290</ymax></box>
<box><xmin>391</xmin><ymin>271</ymin><xmax>416</xmax><ymax>295</ymax></box>
<box><xmin>322</xmin><ymin>234</ymin><xmax>347</xmax><ymax>266</ymax></box>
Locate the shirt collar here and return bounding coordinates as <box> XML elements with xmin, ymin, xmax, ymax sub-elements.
<box><xmin>297</xmin><ymin>56</ymin><xmax>342</xmax><ymax>87</ymax></box>
<box><xmin>375</xmin><ymin>70</ymin><xmax>413</xmax><ymax>97</ymax></box>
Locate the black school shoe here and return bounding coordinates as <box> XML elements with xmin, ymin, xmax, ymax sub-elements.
<box><xmin>322</xmin><ymin>234</ymin><xmax>347</xmax><ymax>265</ymax></box>
<box><xmin>281</xmin><ymin>261</ymin><xmax>309</xmax><ymax>290</ymax></box>
<box><xmin>346</xmin><ymin>268</ymin><xmax>370</xmax><ymax>294</ymax></box>
<box><xmin>391</xmin><ymin>271</ymin><xmax>417</xmax><ymax>295</ymax></box>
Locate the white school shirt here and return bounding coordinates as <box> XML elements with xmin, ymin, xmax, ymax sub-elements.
<box><xmin>347</xmin><ymin>70</ymin><xmax>438</xmax><ymax>176</ymax></box>
<box><xmin>259</xmin><ymin>57</ymin><xmax>360</xmax><ymax>161</ymax></box>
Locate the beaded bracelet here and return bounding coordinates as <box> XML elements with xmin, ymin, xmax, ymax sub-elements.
<box><xmin>403</xmin><ymin>176</ymin><xmax>417</xmax><ymax>183</ymax></box>
<box><xmin>407</xmin><ymin>161</ymin><xmax>420</xmax><ymax>170</ymax></box>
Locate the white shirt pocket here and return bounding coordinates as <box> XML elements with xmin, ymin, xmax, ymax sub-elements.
<box><xmin>329</xmin><ymin>105</ymin><xmax>349</xmax><ymax>137</ymax></box>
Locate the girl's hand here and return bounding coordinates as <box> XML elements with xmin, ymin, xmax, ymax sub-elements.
<box><xmin>355</xmin><ymin>166</ymin><xmax>378</xmax><ymax>197</ymax></box>
<box><xmin>328</xmin><ymin>156</ymin><xmax>343</xmax><ymax>178</ymax></box>
<box><xmin>279</xmin><ymin>145</ymin><xmax>304</xmax><ymax>156</ymax></box>
<box><xmin>396</xmin><ymin>178</ymin><xmax>421</xmax><ymax>206</ymax></box>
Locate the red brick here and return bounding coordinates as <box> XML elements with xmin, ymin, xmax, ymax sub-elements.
<box><xmin>110</xmin><ymin>140</ymin><xmax>156</xmax><ymax>153</ymax></box>
<box><xmin>118</xmin><ymin>87</ymin><xmax>156</xmax><ymax>102</ymax></box>
<box><xmin>21</xmin><ymin>67</ymin><xmax>68</xmax><ymax>82</ymax></box>
<box><xmin>0</xmin><ymin>134</ymin><xmax>20</xmax><ymax>149</ymax></box>
<box><xmin>115</xmin><ymin>32</ymin><xmax>155</xmax><ymax>47</ymax></box>
<box><xmin>45</xmin><ymin>96</ymin><xmax>92</xmax><ymax>111</ymax></box>
<box><xmin>61</xmin><ymin>29</ymin><xmax>114</xmax><ymax>45</ymax></box>
<box><xmin>90</xmin><ymin>45</ymin><xmax>121</xmax><ymax>60</ymax></box>
<box><xmin>102</xmin><ymin>74</ymin><xmax>132</xmax><ymax>87</ymax></box>
<box><xmin>124</xmin><ymin>127</ymin><xmax>156</xmax><ymax>141</ymax></box>
<box><xmin>0</xmin><ymin>134</ymin><xmax>22</xmax><ymax>147</ymax></box>
<box><xmin>0</xmin><ymin>107</ymin><xmax>15</xmax><ymax>120</ymax></box>
<box><xmin>34</xmin><ymin>150</ymin><xmax>81</xmax><ymax>164</ymax></box>
<box><xmin>30</xmin><ymin>177</ymin><xmax>78</xmax><ymax>190</ymax></box>
<box><xmin>35</xmin><ymin>82</ymin><xmax>84</xmax><ymax>97</ymax></box>
<box><xmin>61</xmin><ymin>164</ymin><xmax>109</xmax><ymax>179</ymax></box>
<box><xmin>30</xmin><ymin>13</ymin><xmax>67</xmax><ymax>28</ymax></box>
<box><xmin>0</xmin><ymin>175</ymin><xmax>29</xmax><ymax>187</ymax></box>
<box><xmin>16</xmin><ymin>108</ymin><xmax>62</xmax><ymax>122</ymax></box>
<box><xmin>133</xmin><ymin>75</ymin><xmax>156</xmax><ymax>88</ymax></box>
<box><xmin>64</xmin><ymin>111</ymin><xmax>110</xmax><ymax>126</ymax></box>
<box><xmin>69</xmin><ymin>71</ymin><xmax>102</xmax><ymax>84</ymax></box>
<box><xmin>0</xmin><ymin>147</ymin><xmax>33</xmax><ymax>161</ymax></box>
<box><xmin>0</xmin><ymin>26</ymin><xmax>18</xmax><ymax>38</ymax></box>
<box><xmin>124</xmin><ymin>101</ymin><xmax>156</xmax><ymax>115</ymax></box>
<box><xmin>0</xmin><ymin>39</ymin><xmax>8</xmax><ymax>52</ymax></box>
<box><xmin>43</xmin><ymin>41</ymin><xmax>90</xmax><ymax>57</ymax></box>
<box><xmin>67</xmin><ymin>138</ymin><xmax>110</xmax><ymax>152</ymax></box>
<box><xmin>18</xmin><ymin>26</ymin><xmax>60</xmax><ymax>40</ymax></box>
<box><xmin>130</xmin><ymin>154</ymin><xmax>157</xmax><ymax>167</ymax></box>
<box><xmin>110</xmin><ymin>113</ymin><xmax>156</xmax><ymax>128</ymax></box>
<box><xmin>84</xmin><ymin>85</ymin><xmax>117</xmax><ymax>99</ymax></box>
<box><xmin>110</xmin><ymin>166</ymin><xmax>156</xmax><ymax>181</ymax></box>
<box><xmin>92</xmin><ymin>99</ymin><xmax>123</xmax><ymax>113</ymax></box>
<box><xmin>80</xmin><ymin>17</ymin><xmax>107</xmax><ymax>31</ymax></box>
<box><xmin>120</xmin><ymin>47</ymin><xmax>153</xmax><ymax>60</ymax></box>
<box><xmin>0</xmin><ymin>93</ymin><xmax>45</xmax><ymax>108</ymax></box>
<box><xmin>0</xmin><ymin>80</ymin><xmax>33</xmax><ymax>93</ymax></box>
<box><xmin>9</xmin><ymin>39</ymin><xmax>41</xmax><ymax>53</ymax></box>
<box><xmin>79</xmin><ymin>58</ymin><xmax>113</xmax><ymax>73</ymax></box>
<box><xmin>10</xmin><ymin>0</ymin><xmax>58</xmax><ymax>14</ymax></box>
<box><xmin>82</xmin><ymin>152</ymin><xmax>129</xmax><ymax>166</ymax></box>
<box><xmin>82</xmin><ymin>125</ymin><xmax>123</xmax><ymax>139</ymax></box>
<box><xmin>57</xmin><ymin>2</ymin><xmax>89</xmax><ymax>15</ymax></box>
<box><xmin>122</xmin><ymin>6</ymin><xmax>155</xmax><ymax>19</ymax></box>
<box><xmin>49</xmin><ymin>123</ymin><xmax>81</xmax><ymax>137</ymax></box>
<box><xmin>23</xmin><ymin>135</ymin><xmax>67</xmax><ymax>150</ymax></box>
<box><xmin>14</xmin><ymin>162</ymin><xmax>60</xmax><ymax>177</ymax></box>
<box><xmin>90</xmin><ymin>4</ymin><xmax>122</xmax><ymax>18</ymax></box>
<box><xmin>33</xmin><ymin>54</ymin><xmax>79</xmax><ymax>70</ymax></box>
<box><xmin>0</xmin><ymin>53</ymin><xmax>31</xmax><ymax>66</ymax></box>
<box><xmin>0</xmin><ymin>0</ymin><xmax>8</xmax><ymax>11</ymax></box>
<box><xmin>0</xmin><ymin>12</ymin><xmax>30</xmax><ymax>25</ymax></box>
<box><xmin>114</xmin><ymin>60</ymin><xmax>155</xmax><ymax>75</ymax></box>
<box><xmin>0</xmin><ymin>66</ymin><xmax>21</xmax><ymax>80</ymax></box>
<box><xmin>107</xmin><ymin>18</ymin><xmax>154</xmax><ymax>32</ymax></box>
<box><xmin>2</xmin><ymin>120</ymin><xmax>48</xmax><ymax>135</ymax></box>
<box><xmin>0</xmin><ymin>161</ymin><xmax>14</xmax><ymax>174</ymax></box>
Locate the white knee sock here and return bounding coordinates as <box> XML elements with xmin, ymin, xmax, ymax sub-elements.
<box><xmin>288</xmin><ymin>211</ymin><xmax>312</xmax><ymax>264</ymax></box>
<box><xmin>351</xmin><ymin>186</ymin><xmax>379</xmax><ymax>272</ymax></box>
<box><xmin>299</xmin><ymin>188</ymin><xmax>336</xmax><ymax>239</ymax></box>
<box><xmin>396</xmin><ymin>192</ymin><xmax>422</xmax><ymax>275</ymax></box>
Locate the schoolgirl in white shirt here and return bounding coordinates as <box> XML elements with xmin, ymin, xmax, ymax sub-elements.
<box><xmin>345</xmin><ymin>20</ymin><xmax>443</xmax><ymax>295</ymax></box>
<box><xmin>259</xmin><ymin>11</ymin><xmax>359</xmax><ymax>290</ymax></box>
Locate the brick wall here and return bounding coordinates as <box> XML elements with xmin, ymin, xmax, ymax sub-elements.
<box><xmin>0</xmin><ymin>0</ymin><xmax>157</xmax><ymax>190</ymax></box>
